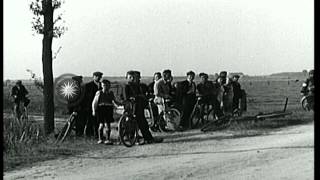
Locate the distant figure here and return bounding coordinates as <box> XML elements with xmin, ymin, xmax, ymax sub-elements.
<box><xmin>83</xmin><ymin>71</ymin><xmax>103</xmax><ymax>138</ymax></box>
<box><xmin>92</xmin><ymin>79</ymin><xmax>119</xmax><ymax>144</ymax></box>
<box><xmin>301</xmin><ymin>69</ymin><xmax>314</xmax><ymax>96</ymax></box>
<box><xmin>300</xmin><ymin>70</ymin><xmax>314</xmax><ymax>110</ymax></box>
<box><xmin>11</xmin><ymin>80</ymin><xmax>30</xmax><ymax>119</ymax></box>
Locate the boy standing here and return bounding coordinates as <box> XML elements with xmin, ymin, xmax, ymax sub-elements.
<box><xmin>92</xmin><ymin>79</ymin><xmax>118</xmax><ymax>144</ymax></box>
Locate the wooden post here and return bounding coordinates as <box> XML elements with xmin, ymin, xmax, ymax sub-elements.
<box><xmin>283</xmin><ymin>97</ymin><xmax>288</xmax><ymax>112</ymax></box>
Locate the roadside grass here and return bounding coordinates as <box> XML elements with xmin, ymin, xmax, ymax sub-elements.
<box><xmin>3</xmin><ymin>114</ymin><xmax>108</xmax><ymax>172</ymax></box>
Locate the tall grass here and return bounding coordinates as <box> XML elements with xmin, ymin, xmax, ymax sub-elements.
<box><xmin>3</xmin><ymin>114</ymin><xmax>45</xmax><ymax>155</ymax></box>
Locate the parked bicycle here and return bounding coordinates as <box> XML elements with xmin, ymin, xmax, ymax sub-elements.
<box><xmin>145</xmin><ymin>98</ymin><xmax>181</xmax><ymax>132</ymax></box>
<box><xmin>189</xmin><ymin>96</ymin><xmax>217</xmax><ymax>129</ymax></box>
<box><xmin>118</xmin><ymin>98</ymin><xmax>144</xmax><ymax>147</ymax></box>
<box><xmin>55</xmin><ymin>112</ymin><xmax>77</xmax><ymax>143</ymax></box>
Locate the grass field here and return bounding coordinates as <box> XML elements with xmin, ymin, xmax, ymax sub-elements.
<box><xmin>3</xmin><ymin>75</ymin><xmax>313</xmax><ymax>172</ymax></box>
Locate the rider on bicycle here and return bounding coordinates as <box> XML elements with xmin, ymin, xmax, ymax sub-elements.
<box><xmin>11</xmin><ymin>80</ymin><xmax>30</xmax><ymax>118</ymax></box>
<box><xmin>301</xmin><ymin>70</ymin><xmax>314</xmax><ymax>110</ymax></box>
<box><xmin>301</xmin><ymin>69</ymin><xmax>314</xmax><ymax>96</ymax></box>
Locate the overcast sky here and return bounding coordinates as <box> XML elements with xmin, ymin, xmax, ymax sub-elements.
<box><xmin>4</xmin><ymin>0</ymin><xmax>314</xmax><ymax>79</ymax></box>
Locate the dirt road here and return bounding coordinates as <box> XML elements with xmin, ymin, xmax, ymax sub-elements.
<box><xmin>4</xmin><ymin>123</ymin><xmax>314</xmax><ymax>180</ymax></box>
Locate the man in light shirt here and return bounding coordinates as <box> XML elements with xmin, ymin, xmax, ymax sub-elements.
<box><xmin>153</xmin><ymin>69</ymin><xmax>173</xmax><ymax>114</ymax></box>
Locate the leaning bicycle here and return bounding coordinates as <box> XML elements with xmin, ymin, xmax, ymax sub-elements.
<box><xmin>189</xmin><ymin>96</ymin><xmax>217</xmax><ymax>129</ymax></box>
<box><xmin>55</xmin><ymin>112</ymin><xmax>77</xmax><ymax>143</ymax></box>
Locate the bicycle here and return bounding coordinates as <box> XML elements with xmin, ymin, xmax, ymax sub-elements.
<box><xmin>157</xmin><ymin>98</ymin><xmax>181</xmax><ymax>132</ymax></box>
<box><xmin>301</xmin><ymin>94</ymin><xmax>314</xmax><ymax>111</ymax></box>
<box><xmin>200</xmin><ymin>115</ymin><xmax>232</xmax><ymax>132</ymax></box>
<box><xmin>55</xmin><ymin>112</ymin><xmax>77</xmax><ymax>143</ymax></box>
<box><xmin>189</xmin><ymin>96</ymin><xmax>218</xmax><ymax>129</ymax></box>
<box><xmin>118</xmin><ymin>98</ymin><xmax>144</xmax><ymax>147</ymax></box>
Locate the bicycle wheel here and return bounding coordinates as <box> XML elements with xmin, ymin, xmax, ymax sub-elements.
<box><xmin>301</xmin><ymin>96</ymin><xmax>310</xmax><ymax>111</ymax></box>
<box><xmin>118</xmin><ymin>115</ymin><xmax>138</xmax><ymax>147</ymax></box>
<box><xmin>190</xmin><ymin>107</ymin><xmax>201</xmax><ymax>129</ymax></box>
<box><xmin>144</xmin><ymin>108</ymin><xmax>154</xmax><ymax>128</ymax></box>
<box><xmin>162</xmin><ymin>108</ymin><xmax>181</xmax><ymax>131</ymax></box>
<box><xmin>201</xmin><ymin>117</ymin><xmax>230</xmax><ymax>132</ymax></box>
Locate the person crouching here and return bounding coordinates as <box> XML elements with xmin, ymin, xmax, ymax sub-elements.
<box><xmin>92</xmin><ymin>79</ymin><xmax>119</xmax><ymax>144</ymax></box>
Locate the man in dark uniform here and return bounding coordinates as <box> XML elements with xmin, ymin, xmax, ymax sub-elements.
<box><xmin>125</xmin><ymin>70</ymin><xmax>163</xmax><ymax>144</ymax></box>
<box><xmin>83</xmin><ymin>71</ymin><xmax>103</xmax><ymax>138</ymax></box>
<box><xmin>231</xmin><ymin>74</ymin><xmax>242</xmax><ymax>113</ymax></box>
<box><xmin>11</xmin><ymin>80</ymin><xmax>30</xmax><ymax>119</ymax></box>
<box><xmin>177</xmin><ymin>71</ymin><xmax>197</xmax><ymax>130</ymax></box>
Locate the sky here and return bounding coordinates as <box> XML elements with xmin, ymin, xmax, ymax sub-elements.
<box><xmin>3</xmin><ymin>0</ymin><xmax>314</xmax><ymax>79</ymax></box>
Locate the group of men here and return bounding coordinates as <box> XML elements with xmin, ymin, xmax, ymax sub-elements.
<box><xmin>10</xmin><ymin>70</ymin><xmax>245</xmax><ymax>140</ymax></box>
<box><xmin>147</xmin><ymin>70</ymin><xmax>244</xmax><ymax>131</ymax></box>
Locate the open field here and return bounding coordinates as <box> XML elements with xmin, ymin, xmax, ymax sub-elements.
<box><xmin>3</xmin><ymin>75</ymin><xmax>306</xmax><ymax>116</ymax></box>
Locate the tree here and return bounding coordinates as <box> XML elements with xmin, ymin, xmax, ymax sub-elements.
<box><xmin>30</xmin><ymin>0</ymin><xmax>67</xmax><ymax>134</ymax></box>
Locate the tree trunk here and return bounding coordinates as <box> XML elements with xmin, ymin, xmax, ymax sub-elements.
<box><xmin>42</xmin><ymin>0</ymin><xmax>54</xmax><ymax>135</ymax></box>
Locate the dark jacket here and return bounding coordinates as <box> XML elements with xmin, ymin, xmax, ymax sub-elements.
<box><xmin>231</xmin><ymin>81</ymin><xmax>242</xmax><ymax>99</ymax></box>
<box><xmin>147</xmin><ymin>81</ymin><xmax>155</xmax><ymax>99</ymax></box>
<box><xmin>125</xmin><ymin>82</ymin><xmax>148</xmax><ymax>108</ymax></box>
<box><xmin>82</xmin><ymin>81</ymin><xmax>101</xmax><ymax>111</ymax></box>
<box><xmin>11</xmin><ymin>85</ymin><xmax>28</xmax><ymax>101</ymax></box>
<box><xmin>196</xmin><ymin>81</ymin><xmax>215</xmax><ymax>97</ymax></box>
<box><xmin>175</xmin><ymin>80</ymin><xmax>196</xmax><ymax>104</ymax></box>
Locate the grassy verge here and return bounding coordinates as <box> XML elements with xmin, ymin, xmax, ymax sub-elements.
<box><xmin>226</xmin><ymin>111</ymin><xmax>314</xmax><ymax>136</ymax></box>
<box><xmin>3</xmin><ymin>114</ymin><xmax>99</xmax><ymax>172</ymax></box>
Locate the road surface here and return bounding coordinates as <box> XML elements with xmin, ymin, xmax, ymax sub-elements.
<box><xmin>4</xmin><ymin>123</ymin><xmax>314</xmax><ymax>180</ymax></box>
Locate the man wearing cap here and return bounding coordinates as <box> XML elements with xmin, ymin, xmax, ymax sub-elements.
<box><xmin>176</xmin><ymin>71</ymin><xmax>197</xmax><ymax>130</ymax></box>
<box><xmin>231</xmin><ymin>74</ymin><xmax>242</xmax><ymax>113</ymax></box>
<box><xmin>216</xmin><ymin>71</ymin><xmax>234</xmax><ymax>116</ymax></box>
<box><xmin>11</xmin><ymin>80</ymin><xmax>30</xmax><ymax>119</ymax></box>
<box><xmin>83</xmin><ymin>71</ymin><xmax>103</xmax><ymax>138</ymax></box>
<box><xmin>197</xmin><ymin>73</ymin><xmax>224</xmax><ymax>119</ymax></box>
